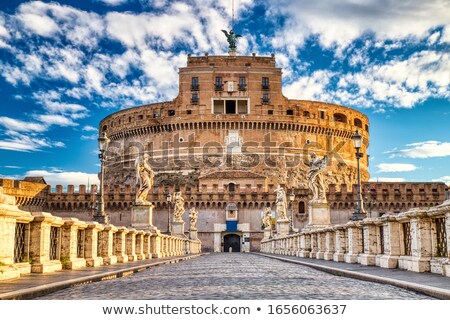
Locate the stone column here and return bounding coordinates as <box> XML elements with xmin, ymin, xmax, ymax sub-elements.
<box><xmin>126</xmin><ymin>228</ymin><xmax>138</xmax><ymax>261</ymax></box>
<box><xmin>101</xmin><ymin>225</ymin><xmax>118</xmax><ymax>265</ymax></box>
<box><xmin>324</xmin><ymin>228</ymin><xmax>335</xmax><ymax>261</ymax></box>
<box><xmin>0</xmin><ymin>191</ymin><xmax>34</xmax><ymax>279</ymax></box>
<box><xmin>299</xmin><ymin>233</ymin><xmax>311</xmax><ymax>258</ymax></box>
<box><xmin>60</xmin><ymin>218</ymin><xmax>88</xmax><ymax>269</ymax></box>
<box><xmin>410</xmin><ymin>212</ymin><xmax>432</xmax><ymax>272</ymax></box>
<box><xmin>29</xmin><ymin>212</ymin><xmax>64</xmax><ymax>273</ymax></box>
<box><xmin>333</xmin><ymin>226</ymin><xmax>347</xmax><ymax>262</ymax></box>
<box><xmin>115</xmin><ymin>227</ymin><xmax>129</xmax><ymax>263</ymax></box>
<box><xmin>316</xmin><ymin>231</ymin><xmax>326</xmax><ymax>259</ymax></box>
<box><xmin>444</xmin><ymin>211</ymin><xmax>450</xmax><ymax>277</ymax></box>
<box><xmin>379</xmin><ymin>216</ymin><xmax>401</xmax><ymax>268</ymax></box>
<box><xmin>85</xmin><ymin>222</ymin><xmax>105</xmax><ymax>267</ymax></box>
<box><xmin>135</xmin><ymin>231</ymin><xmax>145</xmax><ymax>260</ymax></box>
<box><xmin>310</xmin><ymin>232</ymin><xmax>318</xmax><ymax>259</ymax></box>
<box><xmin>344</xmin><ymin>222</ymin><xmax>362</xmax><ymax>264</ymax></box>
<box><xmin>359</xmin><ymin>219</ymin><xmax>377</xmax><ymax>266</ymax></box>
<box><xmin>151</xmin><ymin>232</ymin><xmax>162</xmax><ymax>258</ymax></box>
<box><xmin>143</xmin><ymin>232</ymin><xmax>152</xmax><ymax>259</ymax></box>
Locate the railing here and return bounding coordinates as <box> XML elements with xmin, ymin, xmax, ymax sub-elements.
<box><xmin>14</xmin><ymin>223</ymin><xmax>27</xmax><ymax>263</ymax></box>
<box><xmin>261</xmin><ymin>201</ymin><xmax>450</xmax><ymax>277</ymax></box>
<box><xmin>49</xmin><ymin>226</ymin><xmax>59</xmax><ymax>261</ymax></box>
<box><xmin>0</xmin><ymin>188</ymin><xmax>202</xmax><ymax>280</ymax></box>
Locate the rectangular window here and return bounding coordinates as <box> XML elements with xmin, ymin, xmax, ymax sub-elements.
<box><xmin>191</xmin><ymin>93</ymin><xmax>198</xmax><ymax>104</ymax></box>
<box><xmin>213</xmin><ymin>99</ymin><xmax>248</xmax><ymax>114</ymax></box>
<box><xmin>262</xmin><ymin>77</ymin><xmax>269</xmax><ymax>90</ymax></box>
<box><xmin>226</xmin><ymin>100</ymin><xmax>236</xmax><ymax>114</ymax></box>
<box><xmin>239</xmin><ymin>77</ymin><xmax>246</xmax><ymax>90</ymax></box>
<box><xmin>238</xmin><ymin>100</ymin><xmax>248</xmax><ymax>114</ymax></box>
<box><xmin>320</xmin><ymin>111</ymin><xmax>325</xmax><ymax>119</ymax></box>
<box><xmin>213</xmin><ymin>100</ymin><xmax>224</xmax><ymax>114</ymax></box>
<box><xmin>215</xmin><ymin>77</ymin><xmax>223</xmax><ymax>91</ymax></box>
<box><xmin>262</xmin><ymin>93</ymin><xmax>269</xmax><ymax>104</ymax></box>
<box><xmin>168</xmin><ymin>110</ymin><xmax>176</xmax><ymax>116</ymax></box>
<box><xmin>191</xmin><ymin>77</ymin><xmax>199</xmax><ymax>90</ymax></box>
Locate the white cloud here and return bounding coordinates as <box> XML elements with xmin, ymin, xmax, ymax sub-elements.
<box><xmin>81</xmin><ymin>134</ymin><xmax>98</xmax><ymax>141</ymax></box>
<box><xmin>283</xmin><ymin>70</ymin><xmax>334</xmax><ymax>101</ymax></box>
<box><xmin>440</xmin><ymin>25</ymin><xmax>450</xmax><ymax>44</ymax></box>
<box><xmin>0</xmin><ymin>117</ymin><xmax>48</xmax><ymax>132</ymax></box>
<box><xmin>432</xmin><ymin>176</ymin><xmax>450</xmax><ymax>185</ymax></box>
<box><xmin>377</xmin><ymin>163</ymin><xmax>418</xmax><ymax>173</ymax></box>
<box><xmin>24</xmin><ymin>169</ymin><xmax>99</xmax><ymax>187</ymax></box>
<box><xmin>17</xmin><ymin>13</ymin><xmax>59</xmax><ymax>37</ymax></box>
<box><xmin>17</xmin><ymin>1</ymin><xmax>105</xmax><ymax>48</ymax></box>
<box><xmin>268</xmin><ymin>0</ymin><xmax>450</xmax><ymax>51</ymax></box>
<box><xmin>4</xmin><ymin>165</ymin><xmax>22</xmax><ymax>169</ymax></box>
<box><xmin>83</xmin><ymin>125</ymin><xmax>98</xmax><ymax>132</ymax></box>
<box><xmin>98</xmin><ymin>0</ymin><xmax>129</xmax><ymax>6</ymax></box>
<box><xmin>0</xmin><ymin>15</ymin><xmax>10</xmax><ymax>46</ymax></box>
<box><xmin>368</xmin><ymin>177</ymin><xmax>406</xmax><ymax>183</ymax></box>
<box><xmin>35</xmin><ymin>114</ymin><xmax>78</xmax><ymax>127</ymax></box>
<box><xmin>0</xmin><ymin>132</ymin><xmax>65</xmax><ymax>152</ymax></box>
<box><xmin>386</xmin><ymin>141</ymin><xmax>450</xmax><ymax>158</ymax></box>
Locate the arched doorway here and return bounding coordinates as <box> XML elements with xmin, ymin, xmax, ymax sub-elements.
<box><xmin>224</xmin><ymin>234</ymin><xmax>241</xmax><ymax>252</ymax></box>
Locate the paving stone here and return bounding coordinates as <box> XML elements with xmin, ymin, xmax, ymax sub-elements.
<box><xmin>36</xmin><ymin>253</ymin><xmax>432</xmax><ymax>300</ymax></box>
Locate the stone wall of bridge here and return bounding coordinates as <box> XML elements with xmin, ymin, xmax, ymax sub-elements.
<box><xmin>261</xmin><ymin>201</ymin><xmax>450</xmax><ymax>277</ymax></box>
<box><xmin>0</xmin><ymin>187</ymin><xmax>201</xmax><ymax>281</ymax></box>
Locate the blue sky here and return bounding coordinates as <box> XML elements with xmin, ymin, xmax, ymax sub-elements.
<box><xmin>0</xmin><ymin>0</ymin><xmax>449</xmax><ymax>187</ymax></box>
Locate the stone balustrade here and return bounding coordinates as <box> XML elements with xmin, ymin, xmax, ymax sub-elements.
<box><xmin>0</xmin><ymin>187</ymin><xmax>201</xmax><ymax>281</ymax></box>
<box><xmin>261</xmin><ymin>200</ymin><xmax>450</xmax><ymax>277</ymax></box>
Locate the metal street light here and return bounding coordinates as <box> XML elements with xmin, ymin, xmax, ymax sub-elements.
<box><xmin>351</xmin><ymin>130</ymin><xmax>366</xmax><ymax>221</ymax></box>
<box><xmin>94</xmin><ymin>132</ymin><xmax>110</xmax><ymax>224</ymax></box>
<box><xmin>166</xmin><ymin>193</ymin><xmax>172</xmax><ymax>234</ymax></box>
<box><xmin>289</xmin><ymin>191</ymin><xmax>295</xmax><ymax>233</ymax></box>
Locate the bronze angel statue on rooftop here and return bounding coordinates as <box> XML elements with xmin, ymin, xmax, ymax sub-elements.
<box><xmin>221</xmin><ymin>29</ymin><xmax>242</xmax><ymax>50</ymax></box>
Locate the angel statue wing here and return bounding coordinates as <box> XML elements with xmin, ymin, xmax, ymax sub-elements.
<box><xmin>221</xmin><ymin>29</ymin><xmax>229</xmax><ymax>38</ymax></box>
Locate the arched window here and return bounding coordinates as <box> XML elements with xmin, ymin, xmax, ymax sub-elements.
<box><xmin>354</xmin><ymin>118</ymin><xmax>362</xmax><ymax>128</ymax></box>
<box><xmin>334</xmin><ymin>113</ymin><xmax>347</xmax><ymax>123</ymax></box>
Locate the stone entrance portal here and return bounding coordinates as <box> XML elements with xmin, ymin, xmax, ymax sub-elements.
<box><xmin>224</xmin><ymin>234</ymin><xmax>241</xmax><ymax>252</ymax></box>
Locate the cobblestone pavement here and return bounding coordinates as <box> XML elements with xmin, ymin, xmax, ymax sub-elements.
<box><xmin>36</xmin><ymin>253</ymin><xmax>432</xmax><ymax>300</ymax></box>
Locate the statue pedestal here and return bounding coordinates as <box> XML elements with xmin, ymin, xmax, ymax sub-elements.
<box><xmin>305</xmin><ymin>201</ymin><xmax>330</xmax><ymax>230</ymax></box>
<box><xmin>131</xmin><ymin>204</ymin><xmax>158</xmax><ymax>231</ymax></box>
<box><xmin>172</xmin><ymin>221</ymin><xmax>185</xmax><ymax>237</ymax></box>
<box><xmin>276</xmin><ymin>219</ymin><xmax>290</xmax><ymax>237</ymax></box>
<box><xmin>263</xmin><ymin>228</ymin><xmax>272</xmax><ymax>240</ymax></box>
<box><xmin>189</xmin><ymin>228</ymin><xmax>198</xmax><ymax>240</ymax></box>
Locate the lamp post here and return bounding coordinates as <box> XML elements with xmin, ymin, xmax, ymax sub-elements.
<box><xmin>351</xmin><ymin>130</ymin><xmax>366</xmax><ymax>221</ymax></box>
<box><xmin>166</xmin><ymin>193</ymin><xmax>172</xmax><ymax>234</ymax></box>
<box><xmin>289</xmin><ymin>191</ymin><xmax>295</xmax><ymax>233</ymax></box>
<box><xmin>94</xmin><ymin>132</ymin><xmax>110</xmax><ymax>224</ymax></box>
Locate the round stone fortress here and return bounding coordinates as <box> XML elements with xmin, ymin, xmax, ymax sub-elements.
<box><xmin>99</xmin><ymin>53</ymin><xmax>370</xmax><ymax>251</ymax></box>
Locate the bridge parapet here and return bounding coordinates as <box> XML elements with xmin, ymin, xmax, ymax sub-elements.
<box><xmin>261</xmin><ymin>200</ymin><xmax>450</xmax><ymax>278</ymax></box>
<box><xmin>0</xmin><ymin>188</ymin><xmax>201</xmax><ymax>281</ymax></box>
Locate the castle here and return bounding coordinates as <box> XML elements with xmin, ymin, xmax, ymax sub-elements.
<box><xmin>0</xmin><ymin>51</ymin><xmax>448</xmax><ymax>252</ymax></box>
